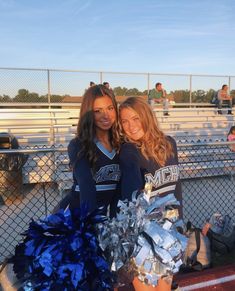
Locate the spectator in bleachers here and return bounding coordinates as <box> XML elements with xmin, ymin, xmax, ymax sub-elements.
<box><xmin>103</xmin><ymin>81</ymin><xmax>110</xmax><ymax>89</ymax></box>
<box><xmin>217</xmin><ymin>84</ymin><xmax>233</xmax><ymax>115</ymax></box>
<box><xmin>89</xmin><ymin>81</ymin><xmax>96</xmax><ymax>87</ymax></box>
<box><xmin>149</xmin><ymin>82</ymin><xmax>169</xmax><ymax>116</ymax></box>
<box><xmin>103</xmin><ymin>81</ymin><xmax>115</xmax><ymax>96</ymax></box>
<box><xmin>227</xmin><ymin>125</ymin><xmax>235</xmax><ymax>152</ymax></box>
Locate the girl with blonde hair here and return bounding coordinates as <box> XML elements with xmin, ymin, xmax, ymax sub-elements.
<box><xmin>119</xmin><ymin>96</ymin><xmax>183</xmax><ymax>291</ymax></box>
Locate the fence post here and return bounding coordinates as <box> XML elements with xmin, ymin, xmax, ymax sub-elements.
<box><xmin>47</xmin><ymin>69</ymin><xmax>51</xmax><ymax>108</ymax></box>
<box><xmin>189</xmin><ymin>74</ymin><xmax>192</xmax><ymax>107</ymax></box>
<box><xmin>228</xmin><ymin>76</ymin><xmax>231</xmax><ymax>94</ymax></box>
<box><xmin>100</xmin><ymin>72</ymin><xmax>103</xmax><ymax>84</ymax></box>
<box><xmin>47</xmin><ymin>70</ymin><xmax>55</xmax><ymax>145</ymax></box>
<box><xmin>147</xmin><ymin>73</ymin><xmax>150</xmax><ymax>95</ymax></box>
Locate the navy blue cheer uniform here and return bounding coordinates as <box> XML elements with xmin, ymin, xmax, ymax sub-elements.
<box><xmin>119</xmin><ymin>136</ymin><xmax>182</xmax><ymax>215</ymax></box>
<box><xmin>60</xmin><ymin>138</ymin><xmax>121</xmax><ymax>216</ymax></box>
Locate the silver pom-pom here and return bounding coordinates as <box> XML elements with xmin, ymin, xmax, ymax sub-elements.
<box><xmin>97</xmin><ymin>188</ymin><xmax>187</xmax><ymax>287</ymax></box>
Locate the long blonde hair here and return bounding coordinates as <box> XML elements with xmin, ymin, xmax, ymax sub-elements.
<box><xmin>119</xmin><ymin>97</ymin><xmax>173</xmax><ymax>166</ymax></box>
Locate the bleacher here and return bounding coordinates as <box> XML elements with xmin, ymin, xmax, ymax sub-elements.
<box><xmin>0</xmin><ymin>108</ymin><xmax>78</xmax><ymax>147</ymax></box>
<box><xmin>154</xmin><ymin>107</ymin><xmax>234</xmax><ymax>143</ymax></box>
<box><xmin>0</xmin><ymin>106</ymin><xmax>234</xmax><ymax>191</ymax></box>
<box><xmin>0</xmin><ymin>106</ymin><xmax>234</xmax><ymax>147</ymax></box>
<box><xmin>178</xmin><ymin>142</ymin><xmax>235</xmax><ymax>179</ymax></box>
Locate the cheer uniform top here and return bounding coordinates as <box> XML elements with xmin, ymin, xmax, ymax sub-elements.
<box><xmin>119</xmin><ymin>136</ymin><xmax>182</xmax><ymax>208</ymax></box>
<box><xmin>67</xmin><ymin>137</ymin><xmax>121</xmax><ymax>214</ymax></box>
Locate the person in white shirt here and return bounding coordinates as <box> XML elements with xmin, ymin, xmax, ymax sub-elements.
<box><xmin>217</xmin><ymin>84</ymin><xmax>233</xmax><ymax>115</ymax></box>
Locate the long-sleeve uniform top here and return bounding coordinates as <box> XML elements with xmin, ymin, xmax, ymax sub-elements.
<box><xmin>67</xmin><ymin>138</ymin><xmax>121</xmax><ymax>214</ymax></box>
<box><xmin>119</xmin><ymin>136</ymin><xmax>182</xmax><ymax>215</ymax></box>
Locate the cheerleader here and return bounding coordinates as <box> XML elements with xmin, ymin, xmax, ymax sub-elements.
<box><xmin>59</xmin><ymin>84</ymin><xmax>121</xmax><ymax>216</ymax></box>
<box><xmin>119</xmin><ymin>97</ymin><xmax>183</xmax><ymax>291</ymax></box>
<box><xmin>5</xmin><ymin>85</ymin><xmax>121</xmax><ymax>291</ymax></box>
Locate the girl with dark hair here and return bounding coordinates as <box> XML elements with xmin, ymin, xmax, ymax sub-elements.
<box><xmin>6</xmin><ymin>85</ymin><xmax>121</xmax><ymax>291</ymax></box>
<box><xmin>59</xmin><ymin>84</ymin><xmax>121</xmax><ymax>216</ymax></box>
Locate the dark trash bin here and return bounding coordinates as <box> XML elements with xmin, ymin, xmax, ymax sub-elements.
<box><xmin>0</xmin><ymin>133</ymin><xmax>28</xmax><ymax>205</ymax></box>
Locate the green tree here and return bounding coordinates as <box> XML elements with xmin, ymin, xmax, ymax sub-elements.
<box><xmin>192</xmin><ymin>90</ymin><xmax>206</xmax><ymax>103</ymax></box>
<box><xmin>0</xmin><ymin>94</ymin><xmax>11</xmax><ymax>102</ymax></box>
<box><xmin>113</xmin><ymin>86</ymin><xmax>128</xmax><ymax>96</ymax></box>
<box><xmin>13</xmin><ymin>89</ymin><xmax>42</xmax><ymax>102</ymax></box>
<box><xmin>125</xmin><ymin>88</ymin><xmax>143</xmax><ymax>96</ymax></box>
<box><xmin>39</xmin><ymin>95</ymin><xmax>49</xmax><ymax>102</ymax></box>
<box><xmin>28</xmin><ymin>92</ymin><xmax>40</xmax><ymax>102</ymax></box>
<box><xmin>13</xmin><ymin>89</ymin><xmax>29</xmax><ymax>102</ymax></box>
<box><xmin>172</xmin><ymin>90</ymin><xmax>190</xmax><ymax>103</ymax></box>
<box><xmin>205</xmin><ymin>89</ymin><xmax>216</xmax><ymax>103</ymax></box>
<box><xmin>230</xmin><ymin>89</ymin><xmax>235</xmax><ymax>104</ymax></box>
<box><xmin>230</xmin><ymin>89</ymin><xmax>235</xmax><ymax>98</ymax></box>
<box><xmin>50</xmin><ymin>95</ymin><xmax>64</xmax><ymax>102</ymax></box>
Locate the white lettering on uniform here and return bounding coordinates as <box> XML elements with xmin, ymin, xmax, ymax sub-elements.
<box><xmin>95</xmin><ymin>164</ymin><xmax>120</xmax><ymax>183</ymax></box>
<box><xmin>145</xmin><ymin>165</ymin><xmax>179</xmax><ymax>188</ymax></box>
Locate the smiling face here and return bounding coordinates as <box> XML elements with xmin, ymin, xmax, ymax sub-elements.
<box><xmin>120</xmin><ymin>107</ymin><xmax>145</xmax><ymax>141</ymax></box>
<box><xmin>93</xmin><ymin>95</ymin><xmax>116</xmax><ymax>132</ymax></box>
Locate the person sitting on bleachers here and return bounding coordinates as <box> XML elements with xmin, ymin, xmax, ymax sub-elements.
<box><xmin>217</xmin><ymin>84</ymin><xmax>233</xmax><ymax>115</ymax></box>
<box><xmin>227</xmin><ymin>125</ymin><xmax>235</xmax><ymax>152</ymax></box>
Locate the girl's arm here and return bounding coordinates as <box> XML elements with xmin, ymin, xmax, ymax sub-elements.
<box><xmin>120</xmin><ymin>143</ymin><xmax>143</xmax><ymax>201</ymax></box>
<box><xmin>68</xmin><ymin>139</ymin><xmax>97</xmax><ymax>211</ymax></box>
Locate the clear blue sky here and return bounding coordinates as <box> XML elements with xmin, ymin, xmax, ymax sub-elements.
<box><xmin>0</xmin><ymin>0</ymin><xmax>235</xmax><ymax>76</ymax></box>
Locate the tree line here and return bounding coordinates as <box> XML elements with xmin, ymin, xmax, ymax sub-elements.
<box><xmin>0</xmin><ymin>89</ymin><xmax>66</xmax><ymax>103</ymax></box>
<box><xmin>1</xmin><ymin>88</ymin><xmax>235</xmax><ymax>103</ymax></box>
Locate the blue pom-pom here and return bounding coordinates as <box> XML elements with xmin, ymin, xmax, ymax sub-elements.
<box><xmin>10</xmin><ymin>205</ymin><xmax>113</xmax><ymax>290</ymax></box>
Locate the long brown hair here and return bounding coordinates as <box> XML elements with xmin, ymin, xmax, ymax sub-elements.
<box><xmin>119</xmin><ymin>97</ymin><xmax>173</xmax><ymax>166</ymax></box>
<box><xmin>77</xmin><ymin>84</ymin><xmax>120</xmax><ymax>167</ymax></box>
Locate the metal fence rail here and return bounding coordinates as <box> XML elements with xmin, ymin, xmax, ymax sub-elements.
<box><xmin>0</xmin><ymin>143</ymin><xmax>235</xmax><ymax>263</ymax></box>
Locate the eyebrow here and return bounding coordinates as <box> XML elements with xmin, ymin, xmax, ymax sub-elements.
<box><xmin>93</xmin><ymin>105</ymin><xmax>114</xmax><ymax>110</ymax></box>
<box><xmin>121</xmin><ymin>113</ymin><xmax>138</xmax><ymax>120</ymax></box>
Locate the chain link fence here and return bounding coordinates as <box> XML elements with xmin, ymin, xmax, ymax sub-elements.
<box><xmin>178</xmin><ymin>142</ymin><xmax>235</xmax><ymax>228</ymax></box>
<box><xmin>0</xmin><ymin>142</ymin><xmax>235</xmax><ymax>264</ymax></box>
<box><xmin>1</xmin><ymin>67</ymin><xmax>235</xmax><ymax>104</ymax></box>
